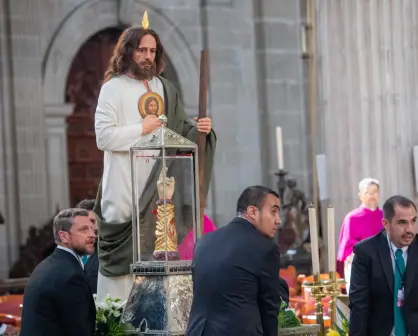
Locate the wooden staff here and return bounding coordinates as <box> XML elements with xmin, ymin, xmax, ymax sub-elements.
<box><xmin>198</xmin><ymin>49</ymin><xmax>209</xmax><ymax>237</ymax></box>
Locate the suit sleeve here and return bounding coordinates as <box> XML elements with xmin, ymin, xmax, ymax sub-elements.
<box><xmin>86</xmin><ymin>254</ymin><xmax>99</xmax><ymax>294</ymax></box>
<box><xmin>258</xmin><ymin>245</ymin><xmax>283</xmax><ymax>336</ymax></box>
<box><xmin>60</xmin><ymin>273</ymin><xmax>94</xmax><ymax>335</ymax></box>
<box><xmin>348</xmin><ymin>244</ymin><xmax>370</xmax><ymax>336</ymax></box>
<box><xmin>95</xmin><ymin>83</ymin><xmax>143</xmax><ymax>151</ymax></box>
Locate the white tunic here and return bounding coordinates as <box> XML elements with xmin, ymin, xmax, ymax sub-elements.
<box><xmin>94</xmin><ymin>75</ymin><xmax>165</xmax><ymax>301</ymax></box>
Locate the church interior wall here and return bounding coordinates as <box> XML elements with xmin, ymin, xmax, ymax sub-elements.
<box><xmin>253</xmin><ymin>0</ymin><xmax>311</xmax><ymax>199</ymax></box>
<box><xmin>0</xmin><ymin>0</ymin><xmax>51</xmax><ymax>280</ymax></box>
<box><xmin>199</xmin><ymin>0</ymin><xmax>266</xmax><ymax>226</ymax></box>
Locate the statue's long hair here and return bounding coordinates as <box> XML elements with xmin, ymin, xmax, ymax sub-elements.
<box><xmin>103</xmin><ymin>26</ymin><xmax>166</xmax><ymax>83</ymax></box>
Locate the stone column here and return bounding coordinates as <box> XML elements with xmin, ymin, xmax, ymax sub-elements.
<box><xmin>317</xmin><ymin>0</ymin><xmax>418</xmax><ymax>233</ymax></box>
<box><xmin>45</xmin><ymin>104</ymin><xmax>74</xmax><ymax>214</ymax></box>
<box><xmin>201</xmin><ymin>0</ymin><xmax>264</xmax><ymax>225</ymax></box>
<box><xmin>0</xmin><ymin>0</ymin><xmax>20</xmax><ymax>276</ymax></box>
<box><xmin>8</xmin><ymin>0</ymin><xmax>50</xmax><ymax>242</ymax></box>
<box><xmin>254</xmin><ymin>0</ymin><xmax>310</xmax><ymax>192</ymax></box>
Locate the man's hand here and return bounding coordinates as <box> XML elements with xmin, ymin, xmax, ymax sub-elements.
<box><xmin>194</xmin><ymin>117</ymin><xmax>212</xmax><ymax>134</ymax></box>
<box><xmin>142</xmin><ymin>115</ymin><xmax>161</xmax><ymax>135</ymax></box>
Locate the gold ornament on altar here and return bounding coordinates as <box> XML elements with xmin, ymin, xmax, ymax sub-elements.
<box><xmin>153</xmin><ymin>167</ymin><xmax>180</xmax><ymax>261</ymax></box>
<box><xmin>142</xmin><ymin>10</ymin><xmax>149</xmax><ymax>29</ymax></box>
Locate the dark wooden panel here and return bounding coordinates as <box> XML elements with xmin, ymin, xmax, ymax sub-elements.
<box><xmin>65</xmin><ymin>28</ymin><xmax>122</xmax><ymax>206</ymax></box>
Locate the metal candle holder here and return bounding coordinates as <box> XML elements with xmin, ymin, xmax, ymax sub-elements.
<box><xmin>303</xmin><ymin>273</ymin><xmax>326</xmax><ymax>336</ymax></box>
<box><xmin>322</xmin><ymin>271</ymin><xmax>346</xmax><ymax>330</ymax></box>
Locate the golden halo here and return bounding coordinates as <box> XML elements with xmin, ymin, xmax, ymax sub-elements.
<box><xmin>138</xmin><ymin>92</ymin><xmax>165</xmax><ymax>118</ymax></box>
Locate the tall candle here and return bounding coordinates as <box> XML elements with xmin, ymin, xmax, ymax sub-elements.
<box><xmin>308</xmin><ymin>206</ymin><xmax>320</xmax><ymax>275</ymax></box>
<box><xmin>327</xmin><ymin>206</ymin><xmax>336</xmax><ymax>272</ymax></box>
<box><xmin>276</xmin><ymin>127</ymin><xmax>284</xmax><ymax>170</ymax></box>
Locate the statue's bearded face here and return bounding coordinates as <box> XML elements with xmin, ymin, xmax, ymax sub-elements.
<box><xmin>130</xmin><ymin>34</ymin><xmax>157</xmax><ymax>80</ymax></box>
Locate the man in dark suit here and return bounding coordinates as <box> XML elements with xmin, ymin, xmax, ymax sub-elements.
<box><xmin>349</xmin><ymin>195</ymin><xmax>418</xmax><ymax>336</ymax></box>
<box><xmin>77</xmin><ymin>199</ymin><xmax>99</xmax><ymax>294</ymax></box>
<box><xmin>20</xmin><ymin>208</ymin><xmax>97</xmax><ymax>336</ymax></box>
<box><xmin>186</xmin><ymin>186</ymin><xmax>289</xmax><ymax>336</ymax></box>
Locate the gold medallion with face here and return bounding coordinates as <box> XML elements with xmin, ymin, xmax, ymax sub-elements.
<box><xmin>138</xmin><ymin>91</ymin><xmax>165</xmax><ymax>118</ymax></box>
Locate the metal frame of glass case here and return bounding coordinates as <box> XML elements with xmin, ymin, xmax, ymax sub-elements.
<box><xmin>121</xmin><ymin>115</ymin><xmax>200</xmax><ymax>335</ymax></box>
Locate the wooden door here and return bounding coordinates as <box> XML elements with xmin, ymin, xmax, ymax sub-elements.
<box><xmin>65</xmin><ymin>28</ymin><xmax>122</xmax><ymax>206</ymax></box>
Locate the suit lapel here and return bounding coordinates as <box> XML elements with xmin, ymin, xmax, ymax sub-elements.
<box><xmin>84</xmin><ymin>256</ymin><xmax>92</xmax><ymax>273</ymax></box>
<box><xmin>377</xmin><ymin>231</ymin><xmax>394</xmax><ymax>293</ymax></box>
<box><xmin>405</xmin><ymin>236</ymin><xmax>418</xmax><ymax>299</ymax></box>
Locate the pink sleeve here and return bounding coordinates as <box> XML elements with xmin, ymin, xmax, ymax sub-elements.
<box><xmin>203</xmin><ymin>215</ymin><xmax>216</xmax><ymax>233</ymax></box>
<box><xmin>178</xmin><ymin>215</ymin><xmax>217</xmax><ymax>260</ymax></box>
<box><xmin>337</xmin><ymin>215</ymin><xmax>359</xmax><ymax>262</ymax></box>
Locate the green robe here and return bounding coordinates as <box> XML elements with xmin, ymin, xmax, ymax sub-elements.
<box><xmin>93</xmin><ymin>76</ymin><xmax>217</xmax><ymax>277</ymax></box>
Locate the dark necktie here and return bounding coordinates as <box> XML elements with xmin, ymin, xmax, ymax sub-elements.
<box><xmin>394</xmin><ymin>248</ymin><xmax>406</xmax><ymax>336</ymax></box>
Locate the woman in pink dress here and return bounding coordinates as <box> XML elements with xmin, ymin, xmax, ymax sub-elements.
<box><xmin>178</xmin><ymin>215</ymin><xmax>216</xmax><ymax>260</ymax></box>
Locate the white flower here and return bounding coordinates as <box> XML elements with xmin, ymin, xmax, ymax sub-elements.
<box><xmin>98</xmin><ymin>301</ymin><xmax>109</xmax><ymax>310</ymax></box>
<box><xmin>113</xmin><ymin>310</ymin><xmax>121</xmax><ymax>318</ymax></box>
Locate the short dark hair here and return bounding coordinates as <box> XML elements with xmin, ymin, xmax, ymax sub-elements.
<box><xmin>236</xmin><ymin>186</ymin><xmax>280</xmax><ymax>214</ymax></box>
<box><xmin>53</xmin><ymin>208</ymin><xmax>89</xmax><ymax>242</ymax></box>
<box><xmin>76</xmin><ymin>199</ymin><xmax>95</xmax><ymax>211</ymax></box>
<box><xmin>383</xmin><ymin>195</ymin><xmax>417</xmax><ymax>221</ymax></box>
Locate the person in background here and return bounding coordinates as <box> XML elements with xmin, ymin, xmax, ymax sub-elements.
<box><xmin>187</xmin><ymin>186</ymin><xmax>289</xmax><ymax>336</ymax></box>
<box><xmin>178</xmin><ymin>214</ymin><xmax>217</xmax><ymax>260</ymax></box>
<box><xmin>19</xmin><ymin>208</ymin><xmax>96</xmax><ymax>336</ymax></box>
<box><xmin>349</xmin><ymin>195</ymin><xmax>418</xmax><ymax>336</ymax></box>
<box><xmin>76</xmin><ymin>199</ymin><xmax>99</xmax><ymax>294</ymax></box>
<box><xmin>336</xmin><ymin>178</ymin><xmax>383</xmax><ymax>292</ymax></box>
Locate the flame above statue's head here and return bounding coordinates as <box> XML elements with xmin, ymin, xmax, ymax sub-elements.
<box><xmin>142</xmin><ymin>10</ymin><xmax>149</xmax><ymax>30</ymax></box>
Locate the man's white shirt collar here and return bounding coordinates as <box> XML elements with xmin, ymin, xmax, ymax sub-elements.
<box><xmin>57</xmin><ymin>245</ymin><xmax>84</xmax><ymax>269</ymax></box>
<box><xmin>386</xmin><ymin>233</ymin><xmax>408</xmax><ymax>273</ymax></box>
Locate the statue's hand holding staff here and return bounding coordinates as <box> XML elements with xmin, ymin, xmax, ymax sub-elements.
<box><xmin>194</xmin><ymin>117</ymin><xmax>212</xmax><ymax>134</ymax></box>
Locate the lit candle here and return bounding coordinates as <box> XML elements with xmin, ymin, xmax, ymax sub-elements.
<box><xmin>327</xmin><ymin>206</ymin><xmax>336</xmax><ymax>272</ymax></box>
<box><xmin>308</xmin><ymin>206</ymin><xmax>320</xmax><ymax>275</ymax></box>
<box><xmin>276</xmin><ymin>127</ymin><xmax>284</xmax><ymax>170</ymax></box>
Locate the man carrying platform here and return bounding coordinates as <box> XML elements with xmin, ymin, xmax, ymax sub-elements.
<box><xmin>93</xmin><ymin>12</ymin><xmax>216</xmax><ymax>301</ymax></box>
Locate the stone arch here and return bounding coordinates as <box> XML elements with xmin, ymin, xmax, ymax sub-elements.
<box><xmin>43</xmin><ymin>0</ymin><xmax>199</xmax><ymax>110</ymax></box>
<box><xmin>42</xmin><ymin>0</ymin><xmax>199</xmax><ymax>210</ymax></box>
